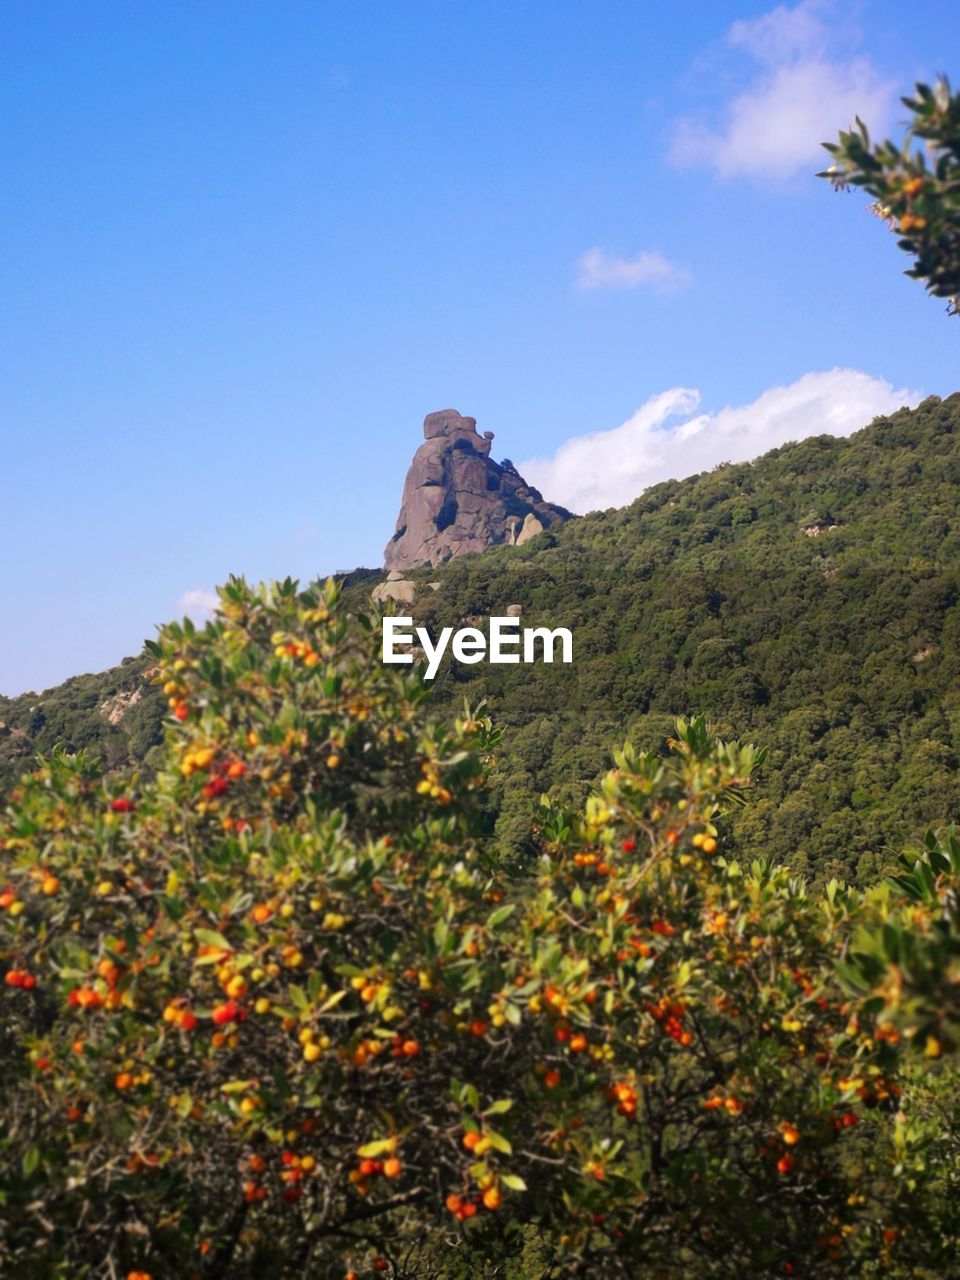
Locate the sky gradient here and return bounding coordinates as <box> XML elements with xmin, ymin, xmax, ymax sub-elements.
<box><xmin>2</xmin><ymin>0</ymin><xmax>958</xmax><ymax>694</ymax></box>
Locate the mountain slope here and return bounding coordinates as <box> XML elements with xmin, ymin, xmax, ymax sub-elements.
<box><xmin>0</xmin><ymin>656</ymin><xmax>164</xmax><ymax>784</ymax></box>
<box><xmin>349</xmin><ymin>393</ymin><xmax>960</xmax><ymax>880</ymax></box>
<box><xmin>4</xmin><ymin>393</ymin><xmax>960</xmax><ymax>883</ymax></box>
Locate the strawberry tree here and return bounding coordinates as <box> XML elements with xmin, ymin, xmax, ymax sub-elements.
<box><xmin>820</xmin><ymin>76</ymin><xmax>960</xmax><ymax>313</ymax></box>
<box><xmin>1</xmin><ymin>578</ymin><xmax>958</xmax><ymax>1278</ymax></box>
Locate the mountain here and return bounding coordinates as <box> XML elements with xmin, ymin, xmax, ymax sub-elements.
<box><xmin>4</xmin><ymin>393</ymin><xmax>960</xmax><ymax>884</ymax></box>
<box><xmin>353</xmin><ymin>392</ymin><xmax>960</xmax><ymax>880</ymax></box>
<box><xmin>383</xmin><ymin>408</ymin><xmax>572</xmax><ymax>570</ymax></box>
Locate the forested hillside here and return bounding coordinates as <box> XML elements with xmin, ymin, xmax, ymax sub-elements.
<box><xmin>345</xmin><ymin>392</ymin><xmax>960</xmax><ymax>880</ymax></box>
<box><xmin>0</xmin><ymin>657</ymin><xmax>163</xmax><ymax>784</ymax></box>
<box><xmin>4</xmin><ymin>393</ymin><xmax>960</xmax><ymax>882</ymax></box>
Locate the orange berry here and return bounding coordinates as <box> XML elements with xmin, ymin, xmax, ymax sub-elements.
<box><xmin>383</xmin><ymin>1157</ymin><xmax>402</xmax><ymax>1179</ymax></box>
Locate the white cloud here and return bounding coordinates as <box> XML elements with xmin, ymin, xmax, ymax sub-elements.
<box><xmin>728</xmin><ymin>0</ymin><xmax>827</xmax><ymax>63</ymax></box>
<box><xmin>669</xmin><ymin>0</ymin><xmax>895</xmax><ymax>179</ymax></box>
<box><xmin>521</xmin><ymin>369</ymin><xmax>921</xmax><ymax>515</ymax></box>
<box><xmin>176</xmin><ymin>588</ymin><xmax>220</xmax><ymax>622</ymax></box>
<box><xmin>576</xmin><ymin>247</ymin><xmax>691</xmax><ymax>292</ymax></box>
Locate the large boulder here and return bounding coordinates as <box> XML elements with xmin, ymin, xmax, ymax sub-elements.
<box><xmin>384</xmin><ymin>410</ymin><xmax>572</xmax><ymax>570</ymax></box>
<box><xmin>371</xmin><ymin>577</ymin><xmax>416</xmax><ymax>606</ymax></box>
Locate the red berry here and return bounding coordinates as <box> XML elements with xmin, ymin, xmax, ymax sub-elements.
<box><xmin>212</xmin><ymin>1000</ymin><xmax>241</xmax><ymax>1026</ymax></box>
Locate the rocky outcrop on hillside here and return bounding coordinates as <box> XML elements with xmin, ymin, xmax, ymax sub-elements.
<box><xmin>384</xmin><ymin>409</ymin><xmax>572</xmax><ymax>571</ymax></box>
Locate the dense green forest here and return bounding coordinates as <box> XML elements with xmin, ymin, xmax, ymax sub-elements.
<box><xmin>4</xmin><ymin>393</ymin><xmax>960</xmax><ymax>884</ymax></box>
<box><xmin>0</xmin><ymin>656</ymin><xmax>164</xmax><ymax>784</ymax></box>
<box><xmin>342</xmin><ymin>392</ymin><xmax>960</xmax><ymax>882</ymax></box>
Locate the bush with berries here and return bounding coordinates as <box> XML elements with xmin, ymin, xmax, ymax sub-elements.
<box><xmin>1</xmin><ymin>578</ymin><xmax>958</xmax><ymax>1278</ymax></box>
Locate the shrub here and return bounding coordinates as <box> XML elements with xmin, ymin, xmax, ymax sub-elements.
<box><xmin>1</xmin><ymin>579</ymin><xmax>957</xmax><ymax>1277</ymax></box>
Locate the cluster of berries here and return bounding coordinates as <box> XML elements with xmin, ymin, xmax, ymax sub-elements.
<box><xmin>607</xmin><ymin>1081</ymin><xmax>638</xmax><ymax>1118</ymax></box>
<box><xmin>5</xmin><ymin>969</ymin><xmax>36</xmax><ymax>989</ymax></box>
<box><xmin>644</xmin><ymin>995</ymin><xmax>692</xmax><ymax>1045</ymax></box>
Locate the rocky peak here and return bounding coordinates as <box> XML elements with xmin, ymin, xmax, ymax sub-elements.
<box><xmin>384</xmin><ymin>410</ymin><xmax>572</xmax><ymax>571</ymax></box>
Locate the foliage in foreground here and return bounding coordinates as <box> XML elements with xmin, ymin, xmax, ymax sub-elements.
<box><xmin>1</xmin><ymin>580</ymin><xmax>959</xmax><ymax>1278</ymax></box>
<box><xmin>821</xmin><ymin>76</ymin><xmax>960</xmax><ymax>313</ymax></box>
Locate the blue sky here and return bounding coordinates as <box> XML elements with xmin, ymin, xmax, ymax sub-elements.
<box><xmin>2</xmin><ymin>0</ymin><xmax>958</xmax><ymax>694</ymax></box>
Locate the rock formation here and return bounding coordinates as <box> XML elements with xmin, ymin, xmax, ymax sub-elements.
<box><xmin>384</xmin><ymin>410</ymin><xmax>572</xmax><ymax>571</ymax></box>
<box><xmin>371</xmin><ymin>571</ymin><xmax>416</xmax><ymax>606</ymax></box>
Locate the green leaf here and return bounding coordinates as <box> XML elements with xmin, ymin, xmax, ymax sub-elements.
<box><xmin>501</xmin><ymin>1173</ymin><xmax>527</xmax><ymax>1191</ymax></box>
<box><xmin>220</xmin><ymin>1080</ymin><xmax>254</xmax><ymax>1095</ymax></box>
<box><xmin>356</xmin><ymin>1138</ymin><xmax>395</xmax><ymax>1158</ymax></box>
<box><xmin>484</xmin><ymin>1099</ymin><xmax>513</xmax><ymax>1116</ymax></box>
<box><xmin>461</xmin><ymin>1083</ymin><xmax>480</xmax><ymax>1111</ymax></box>
<box><xmin>22</xmin><ymin>1146</ymin><xmax>39</xmax><ymax>1178</ymax></box>
<box><xmin>319</xmin><ymin>990</ymin><xmax>347</xmax><ymax>1013</ymax></box>
<box><xmin>194</xmin><ymin>928</ymin><xmax>232</xmax><ymax>952</ymax></box>
<box><xmin>487</xmin><ymin>904</ymin><xmax>516</xmax><ymax>930</ymax></box>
